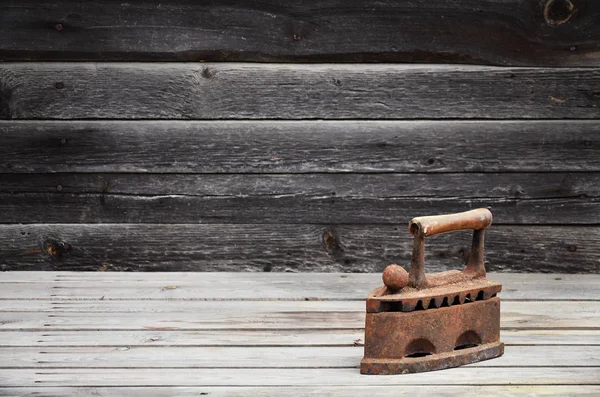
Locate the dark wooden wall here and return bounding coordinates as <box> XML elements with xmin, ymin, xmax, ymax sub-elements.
<box><xmin>1</xmin><ymin>0</ymin><xmax>599</xmax><ymax>273</ymax></box>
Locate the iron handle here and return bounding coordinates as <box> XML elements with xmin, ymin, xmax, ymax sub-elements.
<box><xmin>408</xmin><ymin>208</ymin><xmax>492</xmax><ymax>238</ymax></box>
<box><xmin>408</xmin><ymin>208</ymin><xmax>492</xmax><ymax>289</ymax></box>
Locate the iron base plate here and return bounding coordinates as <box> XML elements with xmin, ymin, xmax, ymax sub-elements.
<box><xmin>360</xmin><ymin>341</ymin><xmax>504</xmax><ymax>375</ymax></box>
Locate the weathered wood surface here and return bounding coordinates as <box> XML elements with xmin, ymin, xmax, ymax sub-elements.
<box><xmin>3</xmin><ymin>386</ymin><xmax>600</xmax><ymax>397</ymax></box>
<box><xmin>3</xmin><ymin>345</ymin><xmax>598</xmax><ymax>368</ymax></box>
<box><xmin>1</xmin><ymin>272</ymin><xmax>598</xmax><ymax>301</ymax></box>
<box><xmin>1</xmin><ymin>225</ymin><xmax>598</xmax><ymax>273</ymax></box>
<box><xmin>1</xmin><ymin>0</ymin><xmax>598</xmax><ymax>66</ymax></box>
<box><xmin>4</xmin><ymin>173</ymin><xmax>598</xmax><ymax>199</ymax></box>
<box><xmin>2</xmin><ymin>120</ymin><xmax>596</xmax><ymax>273</ymax></box>
<box><xmin>2</xmin><ymin>64</ymin><xmax>599</xmax><ymax>120</ymax></box>
<box><xmin>1</xmin><ymin>301</ymin><xmax>597</xmax><ymax>330</ymax></box>
<box><xmin>0</xmin><ymin>272</ymin><xmax>596</xmax><ymax>394</ymax></box>
<box><xmin>2</xmin><ymin>329</ymin><xmax>598</xmax><ymax>347</ymax></box>
<box><xmin>0</xmin><ymin>172</ymin><xmax>598</xmax><ymax>224</ymax></box>
<box><xmin>2</xmin><ymin>121</ymin><xmax>599</xmax><ymax>173</ymax></box>
<box><xmin>2</xmin><ymin>367</ymin><xmax>599</xmax><ymax>386</ymax></box>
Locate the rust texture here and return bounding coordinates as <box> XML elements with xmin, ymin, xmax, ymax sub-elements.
<box><xmin>361</xmin><ymin>208</ymin><xmax>504</xmax><ymax>375</ymax></box>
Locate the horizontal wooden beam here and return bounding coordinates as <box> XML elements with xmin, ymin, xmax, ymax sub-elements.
<box><xmin>2</xmin><ymin>329</ymin><xmax>597</xmax><ymax>347</ymax></box>
<box><xmin>2</xmin><ymin>386</ymin><xmax>600</xmax><ymax>397</ymax></box>
<box><xmin>2</xmin><ymin>121</ymin><xmax>598</xmax><ymax>173</ymax></box>
<box><xmin>1</xmin><ymin>273</ymin><xmax>598</xmax><ymax>301</ymax></box>
<box><xmin>1</xmin><ymin>0</ymin><xmax>598</xmax><ymax>66</ymax></box>
<box><xmin>1</xmin><ymin>367</ymin><xmax>599</xmax><ymax>387</ymax></box>
<box><xmin>0</xmin><ymin>301</ymin><xmax>597</xmax><ymax>330</ymax></box>
<box><xmin>0</xmin><ymin>225</ymin><xmax>597</xmax><ymax>272</ymax></box>
<box><xmin>2</xmin><ymin>345</ymin><xmax>598</xmax><ymax>369</ymax></box>
<box><xmin>0</xmin><ymin>173</ymin><xmax>597</xmax><ymax>224</ymax></box>
<box><xmin>1</xmin><ymin>64</ymin><xmax>599</xmax><ymax>119</ymax></box>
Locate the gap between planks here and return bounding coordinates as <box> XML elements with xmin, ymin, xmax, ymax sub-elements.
<box><xmin>2</xmin><ymin>172</ymin><xmax>600</xmax><ymax>225</ymax></box>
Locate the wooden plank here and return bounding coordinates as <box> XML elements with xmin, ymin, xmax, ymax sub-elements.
<box><xmin>1</xmin><ymin>367</ymin><xmax>599</xmax><ymax>386</ymax></box>
<box><xmin>0</xmin><ymin>301</ymin><xmax>597</xmax><ymax>330</ymax></box>
<box><xmin>2</xmin><ymin>273</ymin><xmax>598</xmax><ymax>301</ymax></box>
<box><xmin>6</xmin><ymin>173</ymin><xmax>598</xmax><ymax>199</ymax></box>
<box><xmin>3</xmin><ymin>386</ymin><xmax>600</xmax><ymax>397</ymax></box>
<box><xmin>10</xmin><ymin>271</ymin><xmax>592</xmax><ymax>283</ymax></box>
<box><xmin>1</xmin><ymin>329</ymin><xmax>598</xmax><ymax>347</ymax></box>
<box><xmin>1</xmin><ymin>298</ymin><xmax>598</xmax><ymax>313</ymax></box>
<box><xmin>2</xmin><ymin>120</ymin><xmax>599</xmax><ymax>173</ymax></box>
<box><xmin>2</xmin><ymin>345</ymin><xmax>598</xmax><ymax>369</ymax></box>
<box><xmin>1</xmin><ymin>173</ymin><xmax>598</xmax><ymax>224</ymax></box>
<box><xmin>1</xmin><ymin>225</ymin><xmax>598</xmax><ymax>273</ymax></box>
<box><xmin>1</xmin><ymin>64</ymin><xmax>599</xmax><ymax>120</ymax></box>
<box><xmin>1</xmin><ymin>0</ymin><xmax>598</xmax><ymax>66</ymax></box>
<box><xmin>5</xmin><ymin>297</ymin><xmax>599</xmax><ymax>314</ymax></box>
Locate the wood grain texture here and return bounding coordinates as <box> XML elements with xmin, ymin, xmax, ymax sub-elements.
<box><xmin>0</xmin><ymin>225</ymin><xmax>597</xmax><ymax>273</ymax></box>
<box><xmin>0</xmin><ymin>273</ymin><xmax>596</xmax><ymax>392</ymax></box>
<box><xmin>2</xmin><ymin>273</ymin><xmax>599</xmax><ymax>301</ymax></box>
<box><xmin>3</xmin><ymin>345</ymin><xmax>598</xmax><ymax>369</ymax></box>
<box><xmin>3</xmin><ymin>386</ymin><xmax>600</xmax><ymax>397</ymax></box>
<box><xmin>2</xmin><ymin>367</ymin><xmax>599</xmax><ymax>387</ymax></box>
<box><xmin>1</xmin><ymin>301</ymin><xmax>597</xmax><ymax>330</ymax></box>
<box><xmin>2</xmin><ymin>120</ymin><xmax>599</xmax><ymax>173</ymax></box>
<box><xmin>1</xmin><ymin>0</ymin><xmax>598</xmax><ymax>66</ymax></box>
<box><xmin>0</xmin><ymin>172</ymin><xmax>598</xmax><ymax>224</ymax></box>
<box><xmin>1</xmin><ymin>64</ymin><xmax>599</xmax><ymax>120</ymax></box>
<box><xmin>3</xmin><ymin>297</ymin><xmax>598</xmax><ymax>316</ymax></box>
<box><xmin>2</xmin><ymin>329</ymin><xmax>598</xmax><ymax>347</ymax></box>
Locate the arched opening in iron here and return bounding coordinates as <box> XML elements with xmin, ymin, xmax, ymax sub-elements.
<box><xmin>454</xmin><ymin>330</ymin><xmax>482</xmax><ymax>351</ymax></box>
<box><xmin>476</xmin><ymin>290</ymin><xmax>485</xmax><ymax>301</ymax></box>
<box><xmin>405</xmin><ymin>338</ymin><xmax>436</xmax><ymax>358</ymax></box>
<box><xmin>440</xmin><ymin>296</ymin><xmax>449</xmax><ymax>307</ymax></box>
<box><xmin>427</xmin><ymin>299</ymin><xmax>437</xmax><ymax>309</ymax></box>
<box><xmin>414</xmin><ymin>300</ymin><xmax>425</xmax><ymax>311</ymax></box>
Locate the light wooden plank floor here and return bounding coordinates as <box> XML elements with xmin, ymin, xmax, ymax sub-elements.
<box><xmin>0</xmin><ymin>272</ymin><xmax>599</xmax><ymax>396</ymax></box>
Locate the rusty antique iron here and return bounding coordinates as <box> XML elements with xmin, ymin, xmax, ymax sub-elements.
<box><xmin>361</xmin><ymin>208</ymin><xmax>504</xmax><ymax>375</ymax></box>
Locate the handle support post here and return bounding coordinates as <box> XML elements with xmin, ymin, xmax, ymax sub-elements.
<box><xmin>407</xmin><ymin>208</ymin><xmax>492</xmax><ymax>289</ymax></box>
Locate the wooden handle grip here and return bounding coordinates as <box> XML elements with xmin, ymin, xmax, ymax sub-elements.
<box><xmin>408</xmin><ymin>208</ymin><xmax>493</xmax><ymax>238</ymax></box>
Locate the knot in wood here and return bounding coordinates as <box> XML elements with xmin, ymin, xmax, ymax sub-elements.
<box><xmin>322</xmin><ymin>229</ymin><xmax>340</xmax><ymax>252</ymax></box>
<box><xmin>544</xmin><ymin>0</ymin><xmax>577</xmax><ymax>26</ymax></box>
